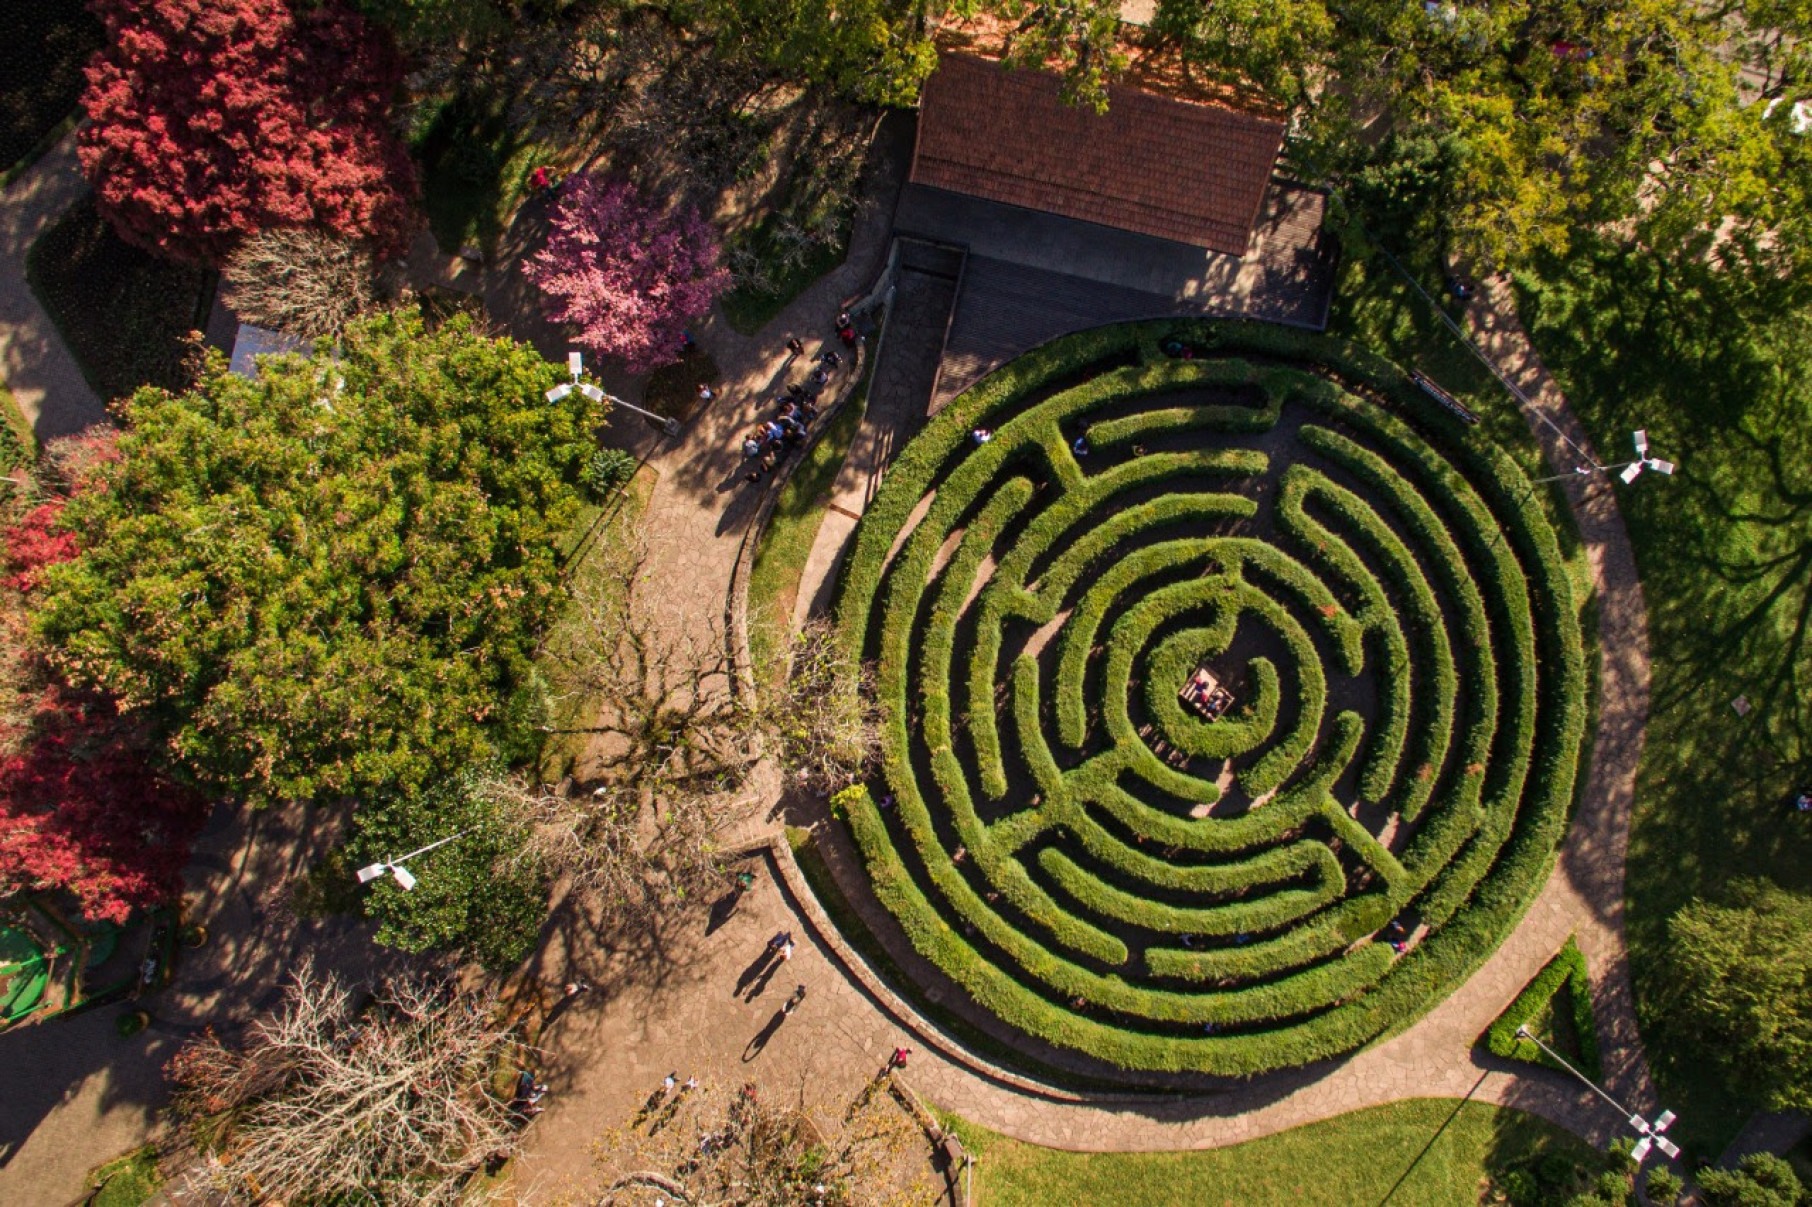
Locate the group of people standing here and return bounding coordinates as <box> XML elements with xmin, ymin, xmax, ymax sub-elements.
<box><xmin>739</xmin><ymin>316</ymin><xmax>852</xmax><ymax>483</ymax></box>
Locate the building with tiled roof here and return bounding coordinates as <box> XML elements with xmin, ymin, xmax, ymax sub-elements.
<box><xmin>910</xmin><ymin>52</ymin><xmax>1287</xmax><ymax>257</ymax></box>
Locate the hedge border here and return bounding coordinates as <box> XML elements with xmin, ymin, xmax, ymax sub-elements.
<box><xmin>833</xmin><ymin>318</ymin><xmax>1587</xmax><ymax>1077</ymax></box>
<box><xmin>1482</xmin><ymin>937</ymin><xmax>1604</xmax><ymax>1081</ymax></box>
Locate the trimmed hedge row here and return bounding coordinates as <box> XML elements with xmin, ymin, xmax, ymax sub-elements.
<box><xmin>830</xmin><ymin>317</ymin><xmax>1587</xmax><ymax>1077</ymax></box>
<box><xmin>1482</xmin><ymin>937</ymin><xmax>1603</xmax><ymax>1081</ymax></box>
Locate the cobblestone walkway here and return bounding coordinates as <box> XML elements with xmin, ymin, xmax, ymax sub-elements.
<box><xmin>0</xmin><ymin>130</ymin><xmax>107</xmax><ymax>440</ymax></box>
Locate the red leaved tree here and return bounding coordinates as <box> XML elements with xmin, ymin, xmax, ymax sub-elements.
<box><xmin>0</xmin><ymin>692</ymin><xmax>208</xmax><ymax>923</ymax></box>
<box><xmin>0</xmin><ymin>433</ymin><xmax>204</xmax><ymax>923</ymax></box>
<box><xmin>525</xmin><ymin>174</ymin><xmax>730</xmax><ymax>374</ymax></box>
<box><xmin>79</xmin><ymin>0</ymin><xmax>419</xmax><ymax>267</ymax></box>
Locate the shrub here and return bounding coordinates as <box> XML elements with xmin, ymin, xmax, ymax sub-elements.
<box><xmin>582</xmin><ymin>448</ymin><xmax>639</xmax><ymax>501</ymax></box>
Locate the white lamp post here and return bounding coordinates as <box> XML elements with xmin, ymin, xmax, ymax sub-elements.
<box><xmin>545</xmin><ymin>351</ymin><xmax>681</xmax><ymax>437</ymax></box>
<box><xmin>1515</xmin><ymin>1025</ymin><xmax>1679</xmax><ymax>1161</ymax></box>
<box><xmin>355</xmin><ymin>829</ymin><xmax>471</xmax><ymax>893</ymax></box>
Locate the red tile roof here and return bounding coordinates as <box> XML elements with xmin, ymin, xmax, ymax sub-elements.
<box><xmin>911</xmin><ymin>53</ymin><xmax>1285</xmax><ymax>256</ymax></box>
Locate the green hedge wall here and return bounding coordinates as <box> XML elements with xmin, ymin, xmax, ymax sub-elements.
<box><xmin>831</xmin><ymin>318</ymin><xmax>1587</xmax><ymax>1077</ymax></box>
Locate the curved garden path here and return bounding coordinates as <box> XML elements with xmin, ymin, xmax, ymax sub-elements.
<box><xmin>525</xmin><ymin>266</ymin><xmax>1663</xmax><ymax>1169</ymax></box>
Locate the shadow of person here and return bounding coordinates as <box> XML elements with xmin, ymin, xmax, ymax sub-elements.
<box><xmin>705</xmin><ymin>890</ymin><xmax>742</xmax><ymax>936</ymax></box>
<box><xmin>732</xmin><ymin>948</ymin><xmax>774</xmax><ymax>998</ymax></box>
<box><xmin>741</xmin><ymin>1009</ymin><xmax>788</xmax><ymax>1063</ymax></box>
<box><xmin>745</xmin><ymin>952</ymin><xmax>786</xmax><ymax>1002</ymax></box>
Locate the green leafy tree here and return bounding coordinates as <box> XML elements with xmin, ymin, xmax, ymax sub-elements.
<box><xmin>34</xmin><ymin>307</ymin><xmax>604</xmax><ymax>808</ymax></box>
<box><xmin>1145</xmin><ymin>0</ymin><xmax>1799</xmax><ymax>272</ymax></box>
<box><xmin>1661</xmin><ymin>879</ymin><xmax>1812</xmax><ymax>1112</ymax></box>
<box><xmin>1697</xmin><ymin>1153</ymin><xmax>1805</xmax><ymax>1207</ymax></box>
<box><xmin>984</xmin><ymin>0</ymin><xmax>1127</xmax><ymax>111</ymax></box>
<box><xmin>681</xmin><ymin>0</ymin><xmax>940</xmax><ymax>107</ymax></box>
<box><xmin>350</xmin><ymin>771</ymin><xmax>547</xmax><ymax>969</ymax></box>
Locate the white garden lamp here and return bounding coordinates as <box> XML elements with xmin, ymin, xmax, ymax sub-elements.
<box><xmin>544</xmin><ymin>351</ymin><xmax>681</xmax><ymax>437</ymax></box>
<box><xmin>355</xmin><ymin>829</ymin><xmax>471</xmax><ymax>893</ymax></box>
<box><xmin>1515</xmin><ymin>1026</ymin><xmax>1680</xmax><ymax>1160</ymax></box>
<box><xmin>1613</xmin><ymin>429</ymin><xmax>1676</xmax><ymax>484</ymax></box>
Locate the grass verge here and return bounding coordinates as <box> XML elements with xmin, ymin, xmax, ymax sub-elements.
<box><xmin>0</xmin><ymin>379</ymin><xmax>35</xmax><ymax>472</ymax></box>
<box><xmin>1516</xmin><ymin>242</ymin><xmax>1812</xmax><ymax>1153</ymax></box>
<box><xmin>27</xmin><ymin>195</ymin><xmax>212</xmax><ymax>406</ymax></box>
<box><xmin>745</xmin><ymin>378</ymin><xmax>868</xmax><ymax>677</ymax></box>
<box><xmin>85</xmin><ymin>1145</ymin><xmax>162</xmax><ymax>1207</ymax></box>
<box><xmin>533</xmin><ymin>461</ymin><xmax>657</xmax><ymax>782</ymax></box>
<box><xmin>944</xmin><ymin>1099</ymin><xmax>1624</xmax><ymax>1207</ymax></box>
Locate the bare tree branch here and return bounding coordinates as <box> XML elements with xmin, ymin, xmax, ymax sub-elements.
<box><xmin>222</xmin><ymin>229</ymin><xmax>378</xmax><ymax>340</ymax></box>
<box><xmin>165</xmin><ymin>960</ymin><xmax>524</xmax><ymax>1204</ymax></box>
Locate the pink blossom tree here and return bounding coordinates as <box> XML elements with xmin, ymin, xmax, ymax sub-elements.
<box><xmin>525</xmin><ymin>175</ymin><xmax>730</xmax><ymax>374</ymax></box>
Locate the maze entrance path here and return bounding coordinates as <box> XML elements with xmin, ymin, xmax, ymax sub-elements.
<box><xmin>834</xmin><ymin>320</ymin><xmax>1591</xmax><ymax>1081</ymax></box>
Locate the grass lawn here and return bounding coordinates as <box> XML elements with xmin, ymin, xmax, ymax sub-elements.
<box><xmin>0</xmin><ymin>0</ymin><xmax>100</xmax><ymax>178</ymax></box>
<box><xmin>1516</xmin><ymin>243</ymin><xmax>1812</xmax><ymax>1153</ymax></box>
<box><xmin>27</xmin><ymin>195</ymin><xmax>212</xmax><ymax>406</ymax></box>
<box><xmin>947</xmin><ymin>1099</ymin><xmax>1623</xmax><ymax>1207</ymax></box>
<box><xmin>409</xmin><ymin>89</ymin><xmax>552</xmax><ymax>258</ymax></box>
<box><xmin>745</xmin><ymin>376</ymin><xmax>869</xmax><ymax>678</ymax></box>
<box><xmin>84</xmin><ymin>1145</ymin><xmax>162</xmax><ymax>1207</ymax></box>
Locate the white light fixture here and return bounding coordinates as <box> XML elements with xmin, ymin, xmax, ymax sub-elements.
<box><xmin>354</xmin><ymin>830</ymin><xmax>470</xmax><ymax>893</ymax></box>
<box><xmin>1619</xmin><ymin>429</ymin><xmax>1676</xmax><ymax>483</ymax></box>
<box><xmin>559</xmin><ymin>350</ymin><xmax>682</xmax><ymax>437</ymax></box>
<box><xmin>1515</xmin><ymin>1025</ymin><xmax>1679</xmax><ymax>1161</ymax></box>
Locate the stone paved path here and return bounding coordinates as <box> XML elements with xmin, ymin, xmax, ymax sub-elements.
<box><xmin>0</xmin><ymin>130</ymin><xmax>107</xmax><ymax>441</ymax></box>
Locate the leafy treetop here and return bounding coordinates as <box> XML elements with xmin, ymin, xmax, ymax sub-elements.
<box><xmin>1661</xmin><ymin>878</ymin><xmax>1812</xmax><ymax>1113</ymax></box>
<box><xmin>526</xmin><ymin>173</ymin><xmax>730</xmax><ymax>375</ymax></box>
<box><xmin>1145</xmin><ymin>0</ymin><xmax>1805</xmax><ymax>272</ymax></box>
<box><xmin>33</xmin><ymin>307</ymin><xmax>605</xmax><ymax>808</ymax></box>
<box><xmin>80</xmin><ymin>0</ymin><xmax>418</xmax><ymax>266</ymax></box>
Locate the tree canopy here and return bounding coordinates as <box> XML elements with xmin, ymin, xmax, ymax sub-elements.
<box><xmin>1661</xmin><ymin>878</ymin><xmax>1812</xmax><ymax>1112</ymax></box>
<box><xmin>33</xmin><ymin>308</ymin><xmax>604</xmax><ymax>808</ymax></box>
<box><xmin>1145</xmin><ymin>0</ymin><xmax>1803</xmax><ymax>272</ymax></box>
<box><xmin>80</xmin><ymin>0</ymin><xmax>418</xmax><ymax>266</ymax></box>
<box><xmin>527</xmin><ymin>173</ymin><xmax>730</xmax><ymax>374</ymax></box>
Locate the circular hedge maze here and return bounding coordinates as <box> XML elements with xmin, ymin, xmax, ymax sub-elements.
<box><xmin>834</xmin><ymin>320</ymin><xmax>1589</xmax><ymax>1078</ymax></box>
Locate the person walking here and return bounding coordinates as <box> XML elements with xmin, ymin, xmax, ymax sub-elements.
<box><xmin>696</xmin><ymin>381</ymin><xmax>715</xmax><ymax>405</ymax></box>
<box><xmin>783</xmin><ymin>984</ymin><xmax>806</xmax><ymax>1014</ymax></box>
<box><xmin>786</xmin><ymin>336</ymin><xmax>805</xmax><ymax>360</ymax></box>
<box><xmin>887</xmin><ymin>1046</ymin><xmax>911</xmax><ymax>1071</ymax></box>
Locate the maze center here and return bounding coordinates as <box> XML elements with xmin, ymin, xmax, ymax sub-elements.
<box><xmin>836</xmin><ymin>321</ymin><xmax>1588</xmax><ymax>1079</ymax></box>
